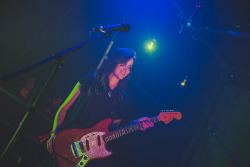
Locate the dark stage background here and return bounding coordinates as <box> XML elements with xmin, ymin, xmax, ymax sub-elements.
<box><xmin>0</xmin><ymin>0</ymin><xmax>250</xmax><ymax>167</ymax></box>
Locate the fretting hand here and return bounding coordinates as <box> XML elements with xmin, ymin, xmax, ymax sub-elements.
<box><xmin>132</xmin><ymin>117</ymin><xmax>154</xmax><ymax>131</ymax></box>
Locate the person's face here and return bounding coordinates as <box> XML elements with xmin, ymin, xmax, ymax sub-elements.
<box><xmin>113</xmin><ymin>58</ymin><xmax>134</xmax><ymax>80</ymax></box>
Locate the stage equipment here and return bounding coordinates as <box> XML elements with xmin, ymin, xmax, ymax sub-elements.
<box><xmin>210</xmin><ymin>122</ymin><xmax>241</xmax><ymax>167</ymax></box>
<box><xmin>93</xmin><ymin>23</ymin><xmax>131</xmax><ymax>33</ymax></box>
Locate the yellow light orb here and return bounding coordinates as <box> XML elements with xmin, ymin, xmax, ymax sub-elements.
<box><xmin>147</xmin><ymin>42</ymin><xmax>154</xmax><ymax>50</ymax></box>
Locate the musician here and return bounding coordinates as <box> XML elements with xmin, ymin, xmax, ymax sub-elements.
<box><xmin>47</xmin><ymin>48</ymin><xmax>154</xmax><ymax>158</ymax></box>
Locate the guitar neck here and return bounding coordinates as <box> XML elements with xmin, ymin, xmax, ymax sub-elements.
<box><xmin>103</xmin><ymin>116</ymin><xmax>160</xmax><ymax>143</ymax></box>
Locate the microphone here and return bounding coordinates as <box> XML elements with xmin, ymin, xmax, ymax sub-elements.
<box><xmin>93</xmin><ymin>23</ymin><xmax>131</xmax><ymax>32</ymax></box>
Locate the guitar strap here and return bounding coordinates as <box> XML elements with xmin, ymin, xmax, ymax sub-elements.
<box><xmin>53</xmin><ymin>151</ymin><xmax>80</xmax><ymax>167</ymax></box>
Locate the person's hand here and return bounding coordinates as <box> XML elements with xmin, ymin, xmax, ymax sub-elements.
<box><xmin>132</xmin><ymin>117</ymin><xmax>154</xmax><ymax>131</ymax></box>
<box><xmin>47</xmin><ymin>133</ymin><xmax>56</xmax><ymax>154</ymax></box>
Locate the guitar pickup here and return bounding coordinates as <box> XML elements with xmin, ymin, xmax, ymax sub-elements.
<box><xmin>71</xmin><ymin>141</ymin><xmax>85</xmax><ymax>158</ymax></box>
<box><xmin>79</xmin><ymin>141</ymin><xmax>85</xmax><ymax>153</ymax></box>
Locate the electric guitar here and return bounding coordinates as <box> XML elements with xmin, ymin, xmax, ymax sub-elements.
<box><xmin>53</xmin><ymin>111</ymin><xmax>182</xmax><ymax>167</ymax></box>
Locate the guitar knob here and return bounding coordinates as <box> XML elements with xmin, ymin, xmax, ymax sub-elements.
<box><xmin>80</xmin><ymin>162</ymin><xmax>84</xmax><ymax>166</ymax></box>
<box><xmin>84</xmin><ymin>156</ymin><xmax>88</xmax><ymax>160</ymax></box>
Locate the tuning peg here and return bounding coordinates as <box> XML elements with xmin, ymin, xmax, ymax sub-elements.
<box><xmin>160</xmin><ymin>109</ymin><xmax>176</xmax><ymax>112</ymax></box>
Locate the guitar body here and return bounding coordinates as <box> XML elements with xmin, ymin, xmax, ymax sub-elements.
<box><xmin>53</xmin><ymin>118</ymin><xmax>113</xmax><ymax>167</ymax></box>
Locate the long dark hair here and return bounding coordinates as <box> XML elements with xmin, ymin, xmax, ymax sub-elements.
<box><xmin>90</xmin><ymin>48</ymin><xmax>136</xmax><ymax>102</ymax></box>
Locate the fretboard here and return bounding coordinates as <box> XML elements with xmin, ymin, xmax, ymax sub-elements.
<box><xmin>103</xmin><ymin>116</ymin><xmax>160</xmax><ymax>143</ymax></box>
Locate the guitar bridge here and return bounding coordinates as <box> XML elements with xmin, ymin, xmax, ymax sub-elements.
<box><xmin>71</xmin><ymin>141</ymin><xmax>90</xmax><ymax>167</ymax></box>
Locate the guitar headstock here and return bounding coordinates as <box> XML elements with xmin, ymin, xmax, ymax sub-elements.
<box><xmin>159</xmin><ymin>110</ymin><xmax>182</xmax><ymax>124</ymax></box>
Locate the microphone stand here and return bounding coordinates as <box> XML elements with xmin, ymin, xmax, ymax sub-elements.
<box><xmin>0</xmin><ymin>30</ymin><xmax>112</xmax><ymax>166</ymax></box>
<box><xmin>210</xmin><ymin>123</ymin><xmax>241</xmax><ymax>167</ymax></box>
